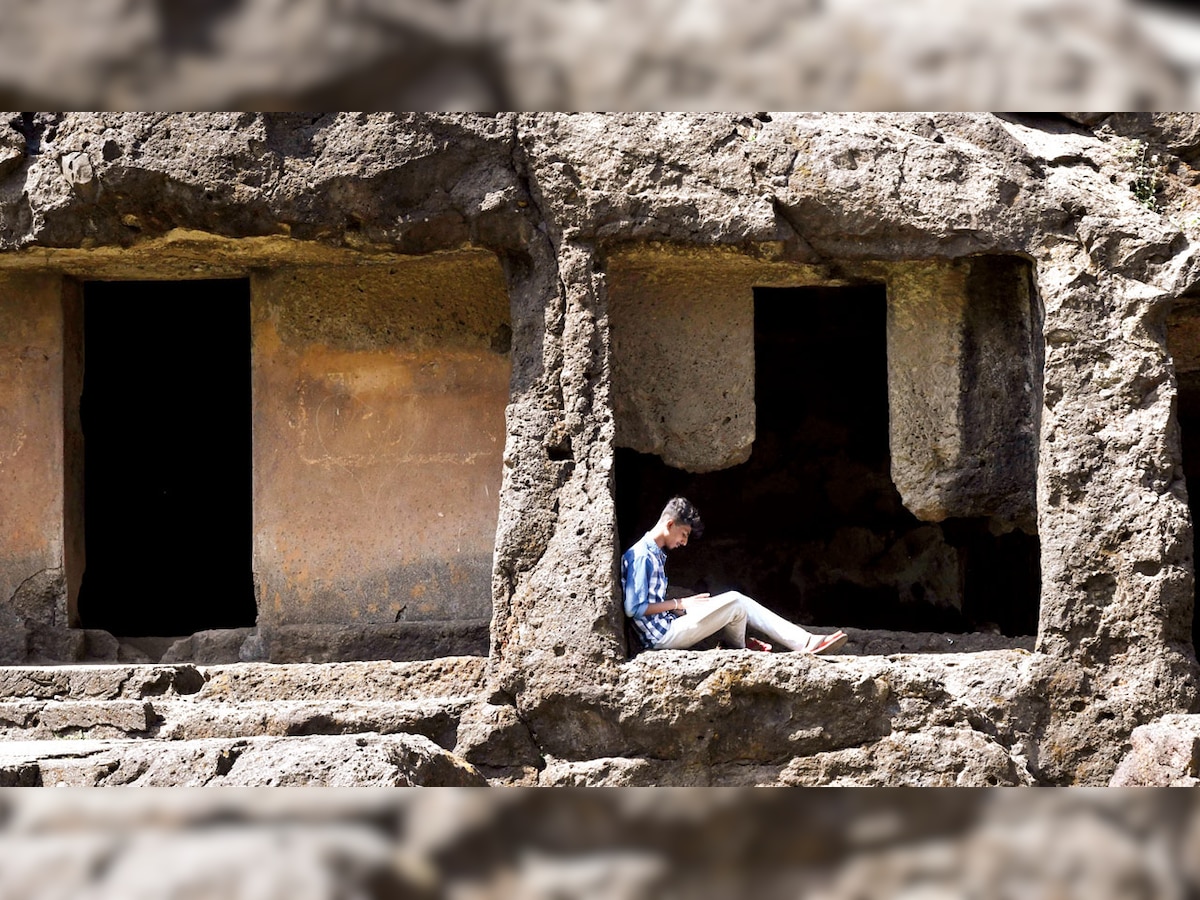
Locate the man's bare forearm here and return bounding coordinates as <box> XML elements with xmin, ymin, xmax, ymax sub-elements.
<box><xmin>644</xmin><ymin>593</ymin><xmax>710</xmax><ymax>616</ymax></box>
<box><xmin>645</xmin><ymin>599</ymin><xmax>684</xmax><ymax>615</ymax></box>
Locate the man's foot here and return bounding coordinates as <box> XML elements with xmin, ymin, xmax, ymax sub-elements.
<box><xmin>808</xmin><ymin>630</ymin><xmax>848</xmax><ymax>655</ymax></box>
<box><xmin>746</xmin><ymin>637</ymin><xmax>773</xmax><ymax>652</ymax></box>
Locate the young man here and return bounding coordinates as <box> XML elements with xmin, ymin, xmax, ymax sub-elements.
<box><xmin>622</xmin><ymin>496</ymin><xmax>848</xmax><ymax>654</ymax></box>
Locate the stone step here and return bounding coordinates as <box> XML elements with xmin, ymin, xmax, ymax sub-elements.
<box><xmin>0</xmin><ymin>733</ymin><xmax>487</xmax><ymax>786</ymax></box>
<box><xmin>0</xmin><ymin>665</ymin><xmax>206</xmax><ymax>702</ymax></box>
<box><xmin>0</xmin><ymin>696</ymin><xmax>474</xmax><ymax>747</ymax></box>
<box><xmin>0</xmin><ymin>656</ymin><xmax>487</xmax><ymax>703</ymax></box>
<box><xmin>194</xmin><ymin>657</ymin><xmax>487</xmax><ymax>703</ymax></box>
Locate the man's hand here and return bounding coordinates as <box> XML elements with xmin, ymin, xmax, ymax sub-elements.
<box><xmin>646</xmin><ymin>593</ymin><xmax>711</xmax><ymax>616</ymax></box>
<box><xmin>676</xmin><ymin>593</ymin><xmax>710</xmax><ymax>613</ymax></box>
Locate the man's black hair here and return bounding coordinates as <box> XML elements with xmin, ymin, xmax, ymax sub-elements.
<box><xmin>661</xmin><ymin>496</ymin><xmax>703</xmax><ymax>538</ymax></box>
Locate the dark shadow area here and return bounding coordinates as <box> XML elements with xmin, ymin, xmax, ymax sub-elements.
<box><xmin>1133</xmin><ymin>0</ymin><xmax>1200</xmax><ymax>14</ymax></box>
<box><xmin>1168</xmin><ymin>296</ymin><xmax>1200</xmax><ymax>654</ymax></box>
<box><xmin>1178</xmin><ymin>372</ymin><xmax>1200</xmax><ymax>653</ymax></box>
<box><xmin>76</xmin><ymin>280</ymin><xmax>255</xmax><ymax>637</ymax></box>
<box><xmin>616</xmin><ymin>284</ymin><xmax>1040</xmax><ymax>637</ymax></box>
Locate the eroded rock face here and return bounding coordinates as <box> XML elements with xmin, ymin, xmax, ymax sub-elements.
<box><xmin>1110</xmin><ymin>714</ymin><xmax>1200</xmax><ymax>786</ymax></box>
<box><xmin>2</xmin><ymin>112</ymin><xmax>1200</xmax><ymax>784</ymax></box>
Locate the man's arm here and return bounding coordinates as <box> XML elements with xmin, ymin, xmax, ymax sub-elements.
<box><xmin>623</xmin><ymin>550</ymin><xmax>688</xmax><ymax>618</ymax></box>
<box><xmin>623</xmin><ymin>550</ymin><xmax>653</xmax><ymax>619</ymax></box>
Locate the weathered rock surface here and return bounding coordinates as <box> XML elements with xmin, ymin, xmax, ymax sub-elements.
<box><xmin>521</xmin><ymin>650</ymin><xmax>1042</xmax><ymax>783</ymax></box>
<box><xmin>0</xmin><ymin>659</ymin><xmax>489</xmax><ymax>773</ymax></box>
<box><xmin>0</xmin><ymin>664</ymin><xmax>206</xmax><ymax>700</ymax></box>
<box><xmin>5</xmin><ymin>112</ymin><xmax>1200</xmax><ymax>784</ymax></box>
<box><xmin>1110</xmin><ymin>714</ymin><xmax>1200</xmax><ymax>786</ymax></box>
<box><xmin>0</xmin><ymin>733</ymin><xmax>485</xmax><ymax>786</ymax></box>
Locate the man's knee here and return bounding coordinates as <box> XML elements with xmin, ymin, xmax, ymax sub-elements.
<box><xmin>720</xmin><ymin>591</ymin><xmax>752</xmax><ymax>612</ymax></box>
<box><xmin>711</xmin><ymin>592</ymin><xmax>748</xmax><ymax>622</ymax></box>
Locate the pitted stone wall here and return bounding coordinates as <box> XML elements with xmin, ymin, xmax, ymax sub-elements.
<box><xmin>251</xmin><ymin>254</ymin><xmax>510</xmax><ymax>626</ymax></box>
<box><xmin>0</xmin><ymin>272</ymin><xmax>81</xmax><ymax>629</ymax></box>
<box><xmin>607</xmin><ymin>247</ymin><xmax>832</xmax><ymax>473</ymax></box>
<box><xmin>884</xmin><ymin>255</ymin><xmax>1039</xmax><ymax>530</ymax></box>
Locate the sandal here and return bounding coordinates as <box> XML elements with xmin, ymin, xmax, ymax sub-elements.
<box><xmin>808</xmin><ymin>631</ymin><xmax>848</xmax><ymax>655</ymax></box>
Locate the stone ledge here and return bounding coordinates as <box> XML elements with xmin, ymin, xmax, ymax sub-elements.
<box><xmin>0</xmin><ymin>665</ymin><xmax>205</xmax><ymax>701</ymax></box>
<box><xmin>518</xmin><ymin>648</ymin><xmax>1039</xmax><ymax>778</ymax></box>
<box><xmin>0</xmin><ymin>656</ymin><xmax>488</xmax><ymax>703</ymax></box>
<box><xmin>195</xmin><ymin>656</ymin><xmax>487</xmax><ymax>703</ymax></box>
<box><xmin>0</xmin><ymin>697</ymin><xmax>474</xmax><ymax>748</ymax></box>
<box><xmin>840</xmin><ymin>628</ymin><xmax>1035</xmax><ymax>655</ymax></box>
<box><xmin>538</xmin><ymin>724</ymin><xmax>1034</xmax><ymax>786</ymax></box>
<box><xmin>0</xmin><ymin>621</ymin><xmax>492</xmax><ymax>666</ymax></box>
<box><xmin>247</xmin><ymin>621</ymin><xmax>491</xmax><ymax>664</ymax></box>
<box><xmin>0</xmin><ymin>733</ymin><xmax>486</xmax><ymax>786</ymax></box>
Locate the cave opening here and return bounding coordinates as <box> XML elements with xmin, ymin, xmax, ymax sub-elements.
<box><xmin>75</xmin><ymin>279</ymin><xmax>256</xmax><ymax>638</ymax></box>
<box><xmin>1170</xmin><ymin>296</ymin><xmax>1200</xmax><ymax>653</ymax></box>
<box><xmin>615</xmin><ymin>283</ymin><xmax>1040</xmax><ymax>638</ymax></box>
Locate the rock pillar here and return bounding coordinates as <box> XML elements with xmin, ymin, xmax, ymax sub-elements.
<box><xmin>0</xmin><ymin>272</ymin><xmax>83</xmax><ymax>628</ymax></box>
<box><xmin>886</xmin><ymin>256</ymin><xmax>1039</xmax><ymax>530</ymax></box>
<box><xmin>250</xmin><ymin>255</ymin><xmax>511</xmax><ymax>628</ymax></box>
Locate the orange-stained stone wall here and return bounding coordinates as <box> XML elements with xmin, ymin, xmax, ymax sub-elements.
<box><xmin>0</xmin><ymin>273</ymin><xmax>82</xmax><ymax>626</ymax></box>
<box><xmin>251</xmin><ymin>253</ymin><xmax>511</xmax><ymax>626</ymax></box>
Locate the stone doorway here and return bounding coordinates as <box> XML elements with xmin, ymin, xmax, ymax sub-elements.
<box><xmin>1168</xmin><ymin>294</ymin><xmax>1200</xmax><ymax>652</ymax></box>
<box><xmin>615</xmin><ymin>281</ymin><xmax>1040</xmax><ymax>638</ymax></box>
<box><xmin>75</xmin><ymin>279</ymin><xmax>256</xmax><ymax>637</ymax></box>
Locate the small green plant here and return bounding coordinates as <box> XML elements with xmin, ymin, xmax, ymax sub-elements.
<box><xmin>1124</xmin><ymin>139</ymin><xmax>1163</xmax><ymax>211</ymax></box>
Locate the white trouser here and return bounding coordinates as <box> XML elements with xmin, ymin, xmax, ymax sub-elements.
<box><xmin>652</xmin><ymin>591</ymin><xmax>821</xmax><ymax>651</ymax></box>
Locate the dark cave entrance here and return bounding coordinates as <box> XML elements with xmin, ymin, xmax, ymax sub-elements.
<box><xmin>615</xmin><ymin>283</ymin><xmax>1041</xmax><ymax>637</ymax></box>
<box><xmin>1176</xmin><ymin>375</ymin><xmax>1200</xmax><ymax>653</ymax></box>
<box><xmin>1168</xmin><ymin>295</ymin><xmax>1200</xmax><ymax>654</ymax></box>
<box><xmin>76</xmin><ymin>279</ymin><xmax>256</xmax><ymax>637</ymax></box>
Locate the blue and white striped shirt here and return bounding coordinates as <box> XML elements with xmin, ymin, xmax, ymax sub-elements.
<box><xmin>622</xmin><ymin>532</ymin><xmax>674</xmax><ymax>648</ymax></box>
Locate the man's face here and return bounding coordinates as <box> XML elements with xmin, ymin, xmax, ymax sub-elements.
<box><xmin>664</xmin><ymin>521</ymin><xmax>692</xmax><ymax>550</ymax></box>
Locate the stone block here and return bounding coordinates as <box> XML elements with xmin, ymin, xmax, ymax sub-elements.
<box><xmin>780</xmin><ymin>726</ymin><xmax>1035</xmax><ymax>786</ymax></box>
<box><xmin>155</xmin><ymin>697</ymin><xmax>466</xmax><ymax>748</ymax></box>
<box><xmin>36</xmin><ymin>700</ymin><xmax>158</xmax><ymax>737</ymax></box>
<box><xmin>259</xmin><ymin>621</ymin><xmax>489</xmax><ymax>664</ymax></box>
<box><xmin>251</xmin><ymin>257</ymin><xmax>509</xmax><ymax>629</ymax></box>
<box><xmin>194</xmin><ymin>657</ymin><xmax>486</xmax><ymax>704</ymax></box>
<box><xmin>1110</xmin><ymin>715</ymin><xmax>1200</xmax><ymax>786</ymax></box>
<box><xmin>455</xmin><ymin>700</ymin><xmax>543</xmax><ymax>768</ymax></box>
<box><xmin>0</xmin><ymin>610</ymin><xmax>29</xmax><ymax>664</ymax></box>
<box><xmin>82</xmin><ymin>630</ymin><xmax>120</xmax><ymax>661</ymax></box>
<box><xmin>26</xmin><ymin>623</ymin><xmax>85</xmax><ymax>663</ymax></box>
<box><xmin>885</xmin><ymin>257</ymin><xmax>1037</xmax><ymax>529</ymax></box>
<box><xmin>161</xmin><ymin>628</ymin><xmax>255</xmax><ymax>664</ymax></box>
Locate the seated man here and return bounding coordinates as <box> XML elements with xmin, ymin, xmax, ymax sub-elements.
<box><xmin>622</xmin><ymin>496</ymin><xmax>848</xmax><ymax>654</ymax></box>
